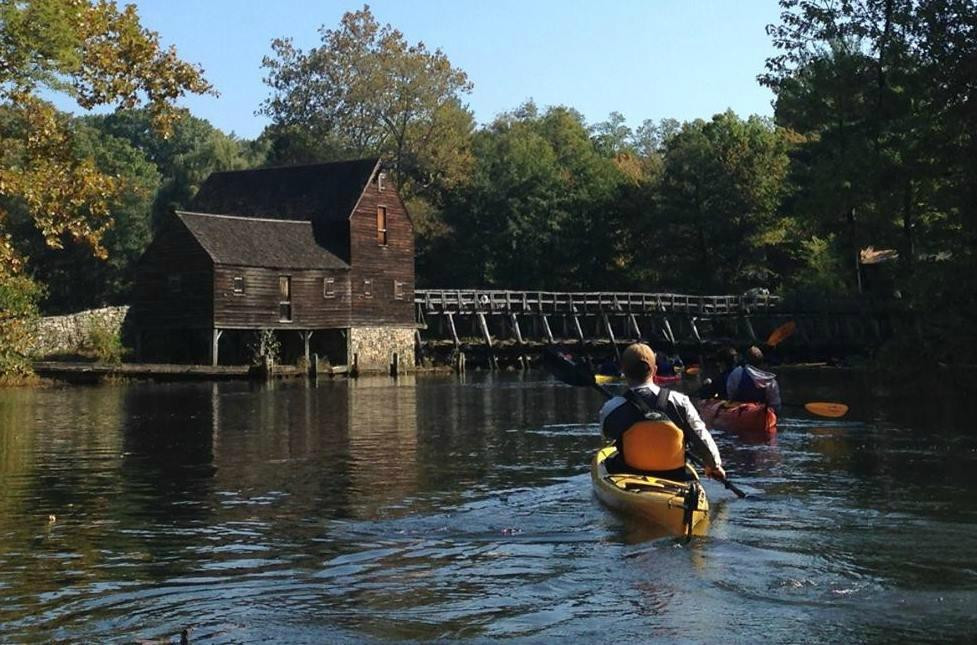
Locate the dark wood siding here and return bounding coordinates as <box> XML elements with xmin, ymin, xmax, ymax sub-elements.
<box><xmin>130</xmin><ymin>220</ymin><xmax>213</xmax><ymax>329</ymax></box>
<box><xmin>348</xmin><ymin>179</ymin><xmax>415</xmax><ymax>326</ymax></box>
<box><xmin>213</xmin><ymin>266</ymin><xmax>351</xmax><ymax>329</ymax></box>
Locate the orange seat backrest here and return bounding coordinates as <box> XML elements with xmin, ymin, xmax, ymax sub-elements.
<box><xmin>621</xmin><ymin>419</ymin><xmax>685</xmax><ymax>471</ymax></box>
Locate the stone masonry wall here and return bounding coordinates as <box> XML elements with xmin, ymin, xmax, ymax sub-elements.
<box><xmin>348</xmin><ymin>326</ymin><xmax>415</xmax><ymax>374</ymax></box>
<box><xmin>30</xmin><ymin>306</ymin><xmax>129</xmax><ymax>358</ymax></box>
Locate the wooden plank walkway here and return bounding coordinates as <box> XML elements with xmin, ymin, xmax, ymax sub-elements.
<box><xmin>415</xmin><ymin>289</ymin><xmax>780</xmax><ymax>316</ymax></box>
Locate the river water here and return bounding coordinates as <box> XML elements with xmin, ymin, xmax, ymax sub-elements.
<box><xmin>1</xmin><ymin>370</ymin><xmax>976</xmax><ymax>642</ymax></box>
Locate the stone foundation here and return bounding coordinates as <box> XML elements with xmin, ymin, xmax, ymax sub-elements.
<box><xmin>348</xmin><ymin>326</ymin><xmax>415</xmax><ymax>374</ymax></box>
<box><xmin>31</xmin><ymin>306</ymin><xmax>130</xmax><ymax>358</ymax></box>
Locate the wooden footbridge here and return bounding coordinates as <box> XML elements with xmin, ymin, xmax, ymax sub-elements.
<box><xmin>414</xmin><ymin>289</ymin><xmax>899</xmax><ymax>369</ymax></box>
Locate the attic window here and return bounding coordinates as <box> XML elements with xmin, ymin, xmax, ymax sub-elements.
<box><xmin>363</xmin><ymin>279</ymin><xmax>373</xmax><ymax>298</ymax></box>
<box><xmin>168</xmin><ymin>275</ymin><xmax>182</xmax><ymax>294</ymax></box>
<box><xmin>394</xmin><ymin>280</ymin><xmax>405</xmax><ymax>300</ymax></box>
<box><xmin>233</xmin><ymin>276</ymin><xmax>245</xmax><ymax>295</ymax></box>
<box><xmin>323</xmin><ymin>277</ymin><xmax>335</xmax><ymax>299</ymax></box>
<box><xmin>377</xmin><ymin>172</ymin><xmax>386</xmax><ymax>191</ymax></box>
<box><xmin>376</xmin><ymin>207</ymin><xmax>388</xmax><ymax>246</ymax></box>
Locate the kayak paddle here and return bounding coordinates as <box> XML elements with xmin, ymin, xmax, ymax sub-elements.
<box><xmin>783</xmin><ymin>401</ymin><xmax>849</xmax><ymax>418</ymax></box>
<box><xmin>765</xmin><ymin>320</ymin><xmax>796</xmax><ymax>348</ymax></box>
<box><xmin>542</xmin><ymin>347</ymin><xmax>747</xmax><ymax>498</ymax></box>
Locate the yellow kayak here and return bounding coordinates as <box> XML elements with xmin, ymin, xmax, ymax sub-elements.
<box><xmin>591</xmin><ymin>445</ymin><xmax>709</xmax><ymax>537</ymax></box>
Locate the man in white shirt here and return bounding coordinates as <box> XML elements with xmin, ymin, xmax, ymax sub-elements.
<box><xmin>599</xmin><ymin>343</ymin><xmax>726</xmax><ymax>481</ymax></box>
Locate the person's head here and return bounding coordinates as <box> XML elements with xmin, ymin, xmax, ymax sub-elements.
<box><xmin>718</xmin><ymin>347</ymin><xmax>739</xmax><ymax>370</ymax></box>
<box><xmin>745</xmin><ymin>345</ymin><xmax>764</xmax><ymax>366</ymax></box>
<box><xmin>621</xmin><ymin>343</ymin><xmax>657</xmax><ymax>385</ymax></box>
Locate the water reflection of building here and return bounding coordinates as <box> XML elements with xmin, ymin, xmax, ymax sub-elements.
<box><xmin>205</xmin><ymin>377</ymin><xmax>420</xmax><ymax>521</ymax></box>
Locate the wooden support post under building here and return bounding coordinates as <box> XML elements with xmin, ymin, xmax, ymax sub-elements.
<box><xmin>541</xmin><ymin>315</ymin><xmax>556</xmax><ymax>344</ymax></box>
<box><xmin>477</xmin><ymin>312</ymin><xmax>497</xmax><ymax>370</ymax></box>
<box><xmin>310</xmin><ymin>353</ymin><xmax>319</xmax><ymax>383</ymax></box>
<box><xmin>211</xmin><ymin>328</ymin><xmax>223</xmax><ymax>367</ymax></box>
<box><xmin>602</xmin><ymin>313</ymin><xmax>621</xmax><ymax>361</ymax></box>
<box><xmin>300</xmin><ymin>330</ymin><xmax>314</xmax><ymax>362</ymax></box>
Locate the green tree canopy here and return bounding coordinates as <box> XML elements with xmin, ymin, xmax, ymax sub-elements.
<box><xmin>0</xmin><ymin>0</ymin><xmax>213</xmax><ymax>374</ymax></box>
<box><xmin>436</xmin><ymin>105</ymin><xmax>627</xmax><ymax>289</ymax></box>
<box><xmin>653</xmin><ymin>111</ymin><xmax>794</xmax><ymax>291</ymax></box>
<box><xmin>259</xmin><ymin>5</ymin><xmax>475</xmax><ymax>201</ymax></box>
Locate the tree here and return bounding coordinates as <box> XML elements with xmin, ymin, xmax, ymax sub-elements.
<box><xmin>652</xmin><ymin>112</ymin><xmax>794</xmax><ymax>292</ymax></box>
<box><xmin>762</xmin><ymin>0</ymin><xmax>977</xmax><ymax>364</ymax></box>
<box><xmin>0</xmin><ymin>0</ymin><xmax>213</xmax><ymax>374</ymax></box>
<box><xmin>436</xmin><ymin>105</ymin><xmax>626</xmax><ymax>289</ymax></box>
<box><xmin>89</xmin><ymin>109</ymin><xmax>265</xmax><ymax>230</ymax></box>
<box><xmin>6</xmin><ymin>118</ymin><xmax>160</xmax><ymax>312</ymax></box>
<box><xmin>259</xmin><ymin>5</ymin><xmax>475</xmax><ymax>200</ymax></box>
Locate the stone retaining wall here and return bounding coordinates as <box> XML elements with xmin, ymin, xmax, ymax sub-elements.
<box><xmin>31</xmin><ymin>306</ymin><xmax>129</xmax><ymax>358</ymax></box>
<box><xmin>349</xmin><ymin>326</ymin><xmax>415</xmax><ymax>374</ymax></box>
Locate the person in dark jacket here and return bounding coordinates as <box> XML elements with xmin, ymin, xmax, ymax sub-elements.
<box><xmin>698</xmin><ymin>347</ymin><xmax>740</xmax><ymax>400</ymax></box>
<box><xmin>726</xmin><ymin>345</ymin><xmax>781</xmax><ymax>412</ymax></box>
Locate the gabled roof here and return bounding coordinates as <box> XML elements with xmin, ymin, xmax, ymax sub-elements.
<box><xmin>189</xmin><ymin>157</ymin><xmax>380</xmax><ymax>223</ymax></box>
<box><xmin>177</xmin><ymin>211</ymin><xmax>349</xmax><ymax>270</ymax></box>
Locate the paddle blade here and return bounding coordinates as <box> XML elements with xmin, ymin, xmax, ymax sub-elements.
<box><xmin>804</xmin><ymin>402</ymin><xmax>849</xmax><ymax>418</ymax></box>
<box><xmin>542</xmin><ymin>347</ymin><xmax>596</xmax><ymax>388</ymax></box>
<box><xmin>685</xmin><ymin>366</ymin><xmax>701</xmax><ymax>376</ymax></box>
<box><xmin>765</xmin><ymin>321</ymin><xmax>797</xmax><ymax>347</ymax></box>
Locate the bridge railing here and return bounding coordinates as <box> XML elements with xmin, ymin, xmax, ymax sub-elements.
<box><xmin>415</xmin><ymin>289</ymin><xmax>780</xmax><ymax>315</ymax></box>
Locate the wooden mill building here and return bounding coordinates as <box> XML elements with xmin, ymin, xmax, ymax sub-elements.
<box><xmin>128</xmin><ymin>157</ymin><xmax>415</xmax><ymax>372</ymax></box>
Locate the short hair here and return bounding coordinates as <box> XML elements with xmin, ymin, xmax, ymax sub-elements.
<box><xmin>746</xmin><ymin>345</ymin><xmax>764</xmax><ymax>366</ymax></box>
<box><xmin>621</xmin><ymin>343</ymin><xmax>656</xmax><ymax>381</ymax></box>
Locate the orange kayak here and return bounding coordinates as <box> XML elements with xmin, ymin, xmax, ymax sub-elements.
<box><xmin>696</xmin><ymin>399</ymin><xmax>777</xmax><ymax>437</ymax></box>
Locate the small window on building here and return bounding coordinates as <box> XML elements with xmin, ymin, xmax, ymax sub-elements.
<box><xmin>394</xmin><ymin>280</ymin><xmax>405</xmax><ymax>300</ymax></box>
<box><xmin>377</xmin><ymin>171</ymin><xmax>386</xmax><ymax>192</ymax></box>
<box><xmin>168</xmin><ymin>275</ymin><xmax>182</xmax><ymax>294</ymax></box>
<box><xmin>233</xmin><ymin>276</ymin><xmax>245</xmax><ymax>295</ymax></box>
<box><xmin>279</xmin><ymin>276</ymin><xmax>292</xmax><ymax>322</ymax></box>
<box><xmin>363</xmin><ymin>279</ymin><xmax>373</xmax><ymax>298</ymax></box>
<box><xmin>323</xmin><ymin>276</ymin><xmax>335</xmax><ymax>299</ymax></box>
<box><xmin>376</xmin><ymin>206</ymin><xmax>388</xmax><ymax>246</ymax></box>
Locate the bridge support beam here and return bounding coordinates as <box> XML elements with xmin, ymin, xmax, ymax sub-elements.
<box><xmin>688</xmin><ymin>316</ymin><xmax>702</xmax><ymax>345</ymax></box>
<box><xmin>573</xmin><ymin>315</ymin><xmax>586</xmax><ymax>343</ymax></box>
<box><xmin>477</xmin><ymin>312</ymin><xmax>497</xmax><ymax>370</ymax></box>
<box><xmin>741</xmin><ymin>316</ymin><xmax>757</xmax><ymax>343</ymax></box>
<box><xmin>602</xmin><ymin>313</ymin><xmax>620</xmax><ymax>361</ymax></box>
<box><xmin>447</xmin><ymin>312</ymin><xmax>460</xmax><ymax>348</ymax></box>
<box><xmin>541</xmin><ymin>315</ymin><xmax>555</xmax><ymax>344</ymax></box>
<box><xmin>628</xmin><ymin>314</ymin><xmax>642</xmax><ymax>341</ymax></box>
<box><xmin>661</xmin><ymin>316</ymin><xmax>676</xmax><ymax>345</ymax></box>
<box><xmin>511</xmin><ymin>313</ymin><xmax>527</xmax><ymax>369</ymax></box>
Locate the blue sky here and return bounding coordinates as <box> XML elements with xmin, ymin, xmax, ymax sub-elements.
<box><xmin>63</xmin><ymin>0</ymin><xmax>783</xmax><ymax>139</ymax></box>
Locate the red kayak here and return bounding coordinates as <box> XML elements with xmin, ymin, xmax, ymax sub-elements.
<box><xmin>696</xmin><ymin>399</ymin><xmax>777</xmax><ymax>437</ymax></box>
<box><xmin>654</xmin><ymin>373</ymin><xmax>681</xmax><ymax>385</ymax></box>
